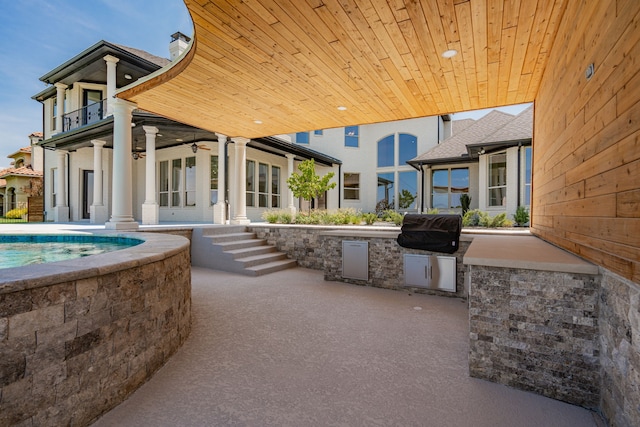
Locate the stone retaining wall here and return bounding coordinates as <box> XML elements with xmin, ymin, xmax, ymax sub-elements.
<box><xmin>599</xmin><ymin>270</ymin><xmax>640</xmax><ymax>427</ymax></box>
<box><xmin>468</xmin><ymin>265</ymin><xmax>601</xmax><ymax>408</ymax></box>
<box><xmin>0</xmin><ymin>235</ymin><xmax>191</xmax><ymax>426</ymax></box>
<box><xmin>249</xmin><ymin>225</ymin><xmax>470</xmax><ymax>297</ymax></box>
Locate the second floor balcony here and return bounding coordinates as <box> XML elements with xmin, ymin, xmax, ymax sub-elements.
<box><xmin>62</xmin><ymin>99</ymin><xmax>106</xmax><ymax>132</ymax></box>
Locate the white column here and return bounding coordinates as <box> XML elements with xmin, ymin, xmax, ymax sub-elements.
<box><xmin>141</xmin><ymin>125</ymin><xmax>159</xmax><ymax>225</ymax></box>
<box><xmin>90</xmin><ymin>140</ymin><xmax>108</xmax><ymax>224</ymax></box>
<box><xmin>213</xmin><ymin>133</ymin><xmax>227</xmax><ymax>224</ymax></box>
<box><xmin>54</xmin><ymin>83</ymin><xmax>67</xmax><ymax>134</ymax></box>
<box><xmin>286</xmin><ymin>154</ymin><xmax>297</xmax><ymax>216</ymax></box>
<box><xmin>103</xmin><ymin>55</ymin><xmax>119</xmax><ymax>117</ymax></box>
<box><xmin>54</xmin><ymin>150</ymin><xmax>69</xmax><ymax>222</ymax></box>
<box><xmin>231</xmin><ymin>137</ymin><xmax>250</xmax><ymax>225</ymax></box>
<box><xmin>106</xmin><ymin>98</ymin><xmax>138</xmax><ymax>230</ymax></box>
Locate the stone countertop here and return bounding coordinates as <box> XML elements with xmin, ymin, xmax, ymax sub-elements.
<box><xmin>463</xmin><ymin>235</ymin><xmax>599</xmax><ymax>275</ymax></box>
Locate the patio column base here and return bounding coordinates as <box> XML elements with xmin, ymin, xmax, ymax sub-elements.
<box><xmin>54</xmin><ymin>206</ymin><xmax>69</xmax><ymax>222</ymax></box>
<box><xmin>90</xmin><ymin>205</ymin><xmax>108</xmax><ymax>224</ymax></box>
<box><xmin>230</xmin><ymin>217</ymin><xmax>250</xmax><ymax>225</ymax></box>
<box><xmin>141</xmin><ymin>203</ymin><xmax>159</xmax><ymax>225</ymax></box>
<box><xmin>105</xmin><ymin>218</ymin><xmax>139</xmax><ymax>230</ymax></box>
<box><xmin>213</xmin><ymin>202</ymin><xmax>227</xmax><ymax>224</ymax></box>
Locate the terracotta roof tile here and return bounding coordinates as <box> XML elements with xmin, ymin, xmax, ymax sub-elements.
<box><xmin>0</xmin><ymin>166</ymin><xmax>43</xmax><ymax>179</ymax></box>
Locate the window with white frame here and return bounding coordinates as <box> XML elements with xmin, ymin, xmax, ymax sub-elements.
<box><xmin>398</xmin><ymin>171</ymin><xmax>417</xmax><ymax>210</ymax></box>
<box><xmin>185</xmin><ymin>156</ymin><xmax>196</xmax><ymax>207</ymax></box>
<box><xmin>431</xmin><ymin>168</ymin><xmax>469</xmax><ymax>209</ymax></box>
<box><xmin>258</xmin><ymin>162</ymin><xmax>269</xmax><ymax>208</ymax></box>
<box><xmin>314</xmin><ymin>130</ymin><xmax>323</xmax><ymax>136</ymax></box>
<box><xmin>524</xmin><ymin>147</ymin><xmax>532</xmax><ymax>205</ymax></box>
<box><xmin>488</xmin><ymin>152</ymin><xmax>507</xmax><ymax>207</ymax></box>
<box><xmin>171</xmin><ymin>159</ymin><xmax>182</xmax><ymax>207</ymax></box>
<box><xmin>210</xmin><ymin>155</ymin><xmax>218</xmax><ymax>205</ymax></box>
<box><xmin>377</xmin><ymin>135</ymin><xmax>394</xmax><ymax>167</ymax></box>
<box><xmin>345</xmin><ymin>126</ymin><xmax>359</xmax><ymax>147</ymax></box>
<box><xmin>159</xmin><ymin>161</ymin><xmax>169</xmax><ymax>206</ymax></box>
<box><xmin>344</xmin><ymin>173</ymin><xmax>360</xmax><ymax>200</ymax></box>
<box><xmin>377</xmin><ymin>172</ymin><xmax>394</xmax><ymax>207</ymax></box>
<box><xmin>271</xmin><ymin>166</ymin><xmax>281</xmax><ymax>208</ymax></box>
<box><xmin>398</xmin><ymin>133</ymin><xmax>417</xmax><ymax>165</ymax></box>
<box><xmin>51</xmin><ymin>168</ymin><xmax>57</xmax><ymax>207</ymax></box>
<box><xmin>296</xmin><ymin>132</ymin><xmax>309</xmax><ymax>144</ymax></box>
<box><xmin>51</xmin><ymin>97</ymin><xmax>57</xmax><ymax>131</ymax></box>
<box><xmin>246</xmin><ymin>159</ymin><xmax>256</xmax><ymax>207</ymax></box>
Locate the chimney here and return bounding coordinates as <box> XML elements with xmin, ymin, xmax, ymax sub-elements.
<box><xmin>169</xmin><ymin>32</ymin><xmax>191</xmax><ymax>61</ymax></box>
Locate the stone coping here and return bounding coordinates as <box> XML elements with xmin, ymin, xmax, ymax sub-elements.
<box><xmin>317</xmin><ymin>229</ymin><xmax>475</xmax><ymax>242</ymax></box>
<box><xmin>0</xmin><ymin>231</ymin><xmax>190</xmax><ymax>293</ymax></box>
<box><xmin>463</xmin><ymin>235</ymin><xmax>599</xmax><ymax>275</ymax></box>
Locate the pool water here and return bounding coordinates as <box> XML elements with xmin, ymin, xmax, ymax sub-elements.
<box><xmin>0</xmin><ymin>235</ymin><xmax>143</xmax><ymax>269</ymax></box>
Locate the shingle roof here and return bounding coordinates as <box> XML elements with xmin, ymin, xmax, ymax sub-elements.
<box><xmin>452</xmin><ymin>118</ymin><xmax>476</xmax><ymax>134</ymax></box>
<box><xmin>114</xmin><ymin>43</ymin><xmax>170</xmax><ymax>67</ymax></box>
<box><xmin>410</xmin><ymin>107</ymin><xmax>533</xmax><ymax>164</ymax></box>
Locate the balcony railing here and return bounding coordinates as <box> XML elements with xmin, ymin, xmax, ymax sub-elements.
<box><xmin>62</xmin><ymin>99</ymin><xmax>107</xmax><ymax>132</ymax></box>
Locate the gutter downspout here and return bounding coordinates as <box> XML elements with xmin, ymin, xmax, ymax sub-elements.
<box><xmin>420</xmin><ymin>163</ymin><xmax>425</xmax><ymax>213</ymax></box>
<box><xmin>517</xmin><ymin>143</ymin><xmax>522</xmax><ymax>209</ymax></box>
<box><xmin>225</xmin><ymin>139</ymin><xmax>231</xmax><ymax>222</ymax></box>
<box><xmin>66</xmin><ymin>152</ymin><xmax>71</xmax><ymax>220</ymax></box>
<box><xmin>338</xmin><ymin>163</ymin><xmax>341</xmax><ymax>209</ymax></box>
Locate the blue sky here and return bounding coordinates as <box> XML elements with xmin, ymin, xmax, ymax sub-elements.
<box><xmin>0</xmin><ymin>0</ymin><xmax>192</xmax><ymax>166</ymax></box>
<box><xmin>0</xmin><ymin>1</ymin><xmax>530</xmax><ymax>167</ymax></box>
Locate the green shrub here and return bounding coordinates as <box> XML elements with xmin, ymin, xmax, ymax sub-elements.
<box><xmin>381</xmin><ymin>209</ymin><xmax>404</xmax><ymax>225</ymax></box>
<box><xmin>426</xmin><ymin>208</ymin><xmax>440</xmax><ymax>214</ymax></box>
<box><xmin>362</xmin><ymin>212</ymin><xmax>377</xmax><ymax>225</ymax></box>
<box><xmin>262</xmin><ymin>210</ymin><xmax>280</xmax><ymax>223</ymax></box>
<box><xmin>278</xmin><ymin>212</ymin><xmax>293</xmax><ymax>224</ymax></box>
<box><xmin>489</xmin><ymin>212</ymin><xmax>508</xmax><ymax>228</ymax></box>
<box><xmin>462</xmin><ymin>209</ymin><xmax>488</xmax><ymax>227</ymax></box>
<box><xmin>460</xmin><ymin>193</ymin><xmax>471</xmax><ymax>215</ymax></box>
<box><xmin>5</xmin><ymin>208</ymin><xmax>27</xmax><ymax>219</ymax></box>
<box><xmin>513</xmin><ymin>206</ymin><xmax>530</xmax><ymax>226</ymax></box>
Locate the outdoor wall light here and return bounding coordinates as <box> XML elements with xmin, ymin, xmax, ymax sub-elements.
<box><xmin>124</xmin><ymin>74</ymin><xmax>133</xmax><ymax>80</ymax></box>
<box><xmin>132</xmin><ymin>152</ymin><xmax>140</xmax><ymax>160</ymax></box>
<box><xmin>191</xmin><ymin>143</ymin><xmax>198</xmax><ymax>153</ymax></box>
<box><xmin>479</xmin><ymin>147</ymin><xmax>485</xmax><ymax>155</ymax></box>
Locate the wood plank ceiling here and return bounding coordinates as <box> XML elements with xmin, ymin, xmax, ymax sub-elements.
<box><xmin>117</xmin><ymin>0</ymin><xmax>568</xmax><ymax>139</ymax></box>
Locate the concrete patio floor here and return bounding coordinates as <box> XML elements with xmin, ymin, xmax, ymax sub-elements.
<box><xmin>90</xmin><ymin>266</ymin><xmax>600</xmax><ymax>427</ymax></box>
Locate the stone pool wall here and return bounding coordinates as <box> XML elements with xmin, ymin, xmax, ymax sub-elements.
<box><xmin>249</xmin><ymin>224</ymin><xmax>470</xmax><ymax>297</ymax></box>
<box><xmin>468</xmin><ymin>265</ymin><xmax>601</xmax><ymax>408</ymax></box>
<box><xmin>0</xmin><ymin>233</ymin><xmax>191</xmax><ymax>426</ymax></box>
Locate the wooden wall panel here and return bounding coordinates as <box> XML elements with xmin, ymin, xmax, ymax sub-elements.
<box><xmin>532</xmin><ymin>0</ymin><xmax>640</xmax><ymax>283</ymax></box>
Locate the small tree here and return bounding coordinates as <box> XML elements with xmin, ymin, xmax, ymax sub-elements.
<box><xmin>398</xmin><ymin>189</ymin><xmax>416</xmax><ymax>209</ymax></box>
<box><xmin>286</xmin><ymin>159</ymin><xmax>336</xmax><ymax>214</ymax></box>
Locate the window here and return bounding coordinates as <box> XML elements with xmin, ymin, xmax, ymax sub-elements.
<box><xmin>271</xmin><ymin>166</ymin><xmax>281</xmax><ymax>208</ymax></box>
<box><xmin>246</xmin><ymin>159</ymin><xmax>256</xmax><ymax>207</ymax></box>
<box><xmin>377</xmin><ymin>172</ymin><xmax>394</xmax><ymax>208</ymax></box>
<box><xmin>488</xmin><ymin>153</ymin><xmax>507</xmax><ymax>207</ymax></box>
<box><xmin>296</xmin><ymin>132</ymin><xmax>309</xmax><ymax>144</ymax></box>
<box><xmin>524</xmin><ymin>147</ymin><xmax>532</xmax><ymax>205</ymax></box>
<box><xmin>344</xmin><ymin>173</ymin><xmax>360</xmax><ymax>200</ymax></box>
<box><xmin>258</xmin><ymin>162</ymin><xmax>269</xmax><ymax>207</ymax></box>
<box><xmin>185</xmin><ymin>157</ymin><xmax>196</xmax><ymax>207</ymax></box>
<box><xmin>210</xmin><ymin>155</ymin><xmax>218</xmax><ymax>204</ymax></box>
<box><xmin>398</xmin><ymin>171</ymin><xmax>417</xmax><ymax>210</ymax></box>
<box><xmin>431</xmin><ymin>168</ymin><xmax>469</xmax><ymax>209</ymax></box>
<box><xmin>398</xmin><ymin>133</ymin><xmax>417</xmax><ymax>165</ymax></box>
<box><xmin>159</xmin><ymin>161</ymin><xmax>169</xmax><ymax>206</ymax></box>
<box><xmin>314</xmin><ymin>130</ymin><xmax>323</xmax><ymax>136</ymax></box>
<box><xmin>377</xmin><ymin>135</ymin><xmax>394</xmax><ymax>167</ymax></box>
<box><xmin>345</xmin><ymin>126</ymin><xmax>359</xmax><ymax>147</ymax></box>
<box><xmin>51</xmin><ymin>169</ymin><xmax>57</xmax><ymax>207</ymax></box>
<box><xmin>171</xmin><ymin>159</ymin><xmax>182</xmax><ymax>207</ymax></box>
<box><xmin>15</xmin><ymin>159</ymin><xmax>24</xmax><ymax>168</ymax></box>
<box><xmin>51</xmin><ymin>97</ymin><xmax>57</xmax><ymax>131</ymax></box>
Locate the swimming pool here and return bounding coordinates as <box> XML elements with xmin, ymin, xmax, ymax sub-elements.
<box><xmin>0</xmin><ymin>234</ymin><xmax>143</xmax><ymax>269</ymax></box>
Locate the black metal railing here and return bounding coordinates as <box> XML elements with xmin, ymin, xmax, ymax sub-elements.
<box><xmin>62</xmin><ymin>99</ymin><xmax>107</xmax><ymax>132</ymax></box>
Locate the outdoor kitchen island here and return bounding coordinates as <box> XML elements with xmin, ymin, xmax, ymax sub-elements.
<box><xmin>464</xmin><ymin>235</ymin><xmax>602</xmax><ymax>409</ymax></box>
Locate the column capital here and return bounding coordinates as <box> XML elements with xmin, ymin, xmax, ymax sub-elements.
<box><xmin>112</xmin><ymin>97</ymin><xmax>138</xmax><ymax>113</ymax></box>
<box><xmin>215</xmin><ymin>133</ymin><xmax>228</xmax><ymax>142</ymax></box>
<box><xmin>103</xmin><ymin>54</ymin><xmax>120</xmax><ymax>64</ymax></box>
<box><xmin>142</xmin><ymin>125</ymin><xmax>159</xmax><ymax>135</ymax></box>
<box><xmin>232</xmin><ymin>137</ymin><xmax>250</xmax><ymax>146</ymax></box>
<box><xmin>54</xmin><ymin>82</ymin><xmax>68</xmax><ymax>90</ymax></box>
<box><xmin>91</xmin><ymin>139</ymin><xmax>106</xmax><ymax>147</ymax></box>
<box><xmin>285</xmin><ymin>153</ymin><xmax>296</xmax><ymax>160</ymax></box>
<box><xmin>56</xmin><ymin>149</ymin><xmax>69</xmax><ymax>155</ymax></box>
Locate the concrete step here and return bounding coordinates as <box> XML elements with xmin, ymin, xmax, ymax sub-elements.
<box><xmin>224</xmin><ymin>245</ymin><xmax>278</xmax><ymax>259</ymax></box>
<box><xmin>245</xmin><ymin>259</ymin><xmax>298</xmax><ymax>276</ymax></box>
<box><xmin>235</xmin><ymin>251</ymin><xmax>289</xmax><ymax>268</ymax></box>
<box><xmin>199</xmin><ymin>225</ymin><xmax>247</xmax><ymax>236</ymax></box>
<box><xmin>205</xmin><ymin>232</ymin><xmax>257</xmax><ymax>244</ymax></box>
<box><xmin>215</xmin><ymin>238</ymin><xmax>267</xmax><ymax>252</ymax></box>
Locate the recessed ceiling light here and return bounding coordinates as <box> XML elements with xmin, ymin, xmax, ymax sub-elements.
<box><xmin>176</xmin><ymin>138</ymin><xmax>183</xmax><ymax>142</ymax></box>
<box><xmin>124</xmin><ymin>74</ymin><xmax>133</xmax><ymax>80</ymax></box>
<box><xmin>442</xmin><ymin>49</ymin><xmax>458</xmax><ymax>58</ymax></box>
<box><xmin>254</xmin><ymin>120</ymin><xmax>263</xmax><ymax>124</ymax></box>
<box><xmin>337</xmin><ymin>106</ymin><xmax>347</xmax><ymax>111</ymax></box>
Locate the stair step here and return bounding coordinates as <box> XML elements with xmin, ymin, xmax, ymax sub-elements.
<box><xmin>205</xmin><ymin>232</ymin><xmax>256</xmax><ymax>243</ymax></box>
<box><xmin>199</xmin><ymin>225</ymin><xmax>247</xmax><ymax>236</ymax></box>
<box><xmin>224</xmin><ymin>244</ymin><xmax>277</xmax><ymax>258</ymax></box>
<box><xmin>245</xmin><ymin>259</ymin><xmax>298</xmax><ymax>276</ymax></box>
<box><xmin>216</xmin><ymin>238</ymin><xmax>267</xmax><ymax>251</ymax></box>
<box><xmin>236</xmin><ymin>252</ymin><xmax>288</xmax><ymax>268</ymax></box>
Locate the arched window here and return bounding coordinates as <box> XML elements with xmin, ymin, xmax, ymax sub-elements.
<box><xmin>14</xmin><ymin>158</ymin><xmax>24</xmax><ymax>168</ymax></box>
<box><xmin>377</xmin><ymin>135</ymin><xmax>394</xmax><ymax>167</ymax></box>
<box><xmin>398</xmin><ymin>133</ymin><xmax>417</xmax><ymax>165</ymax></box>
